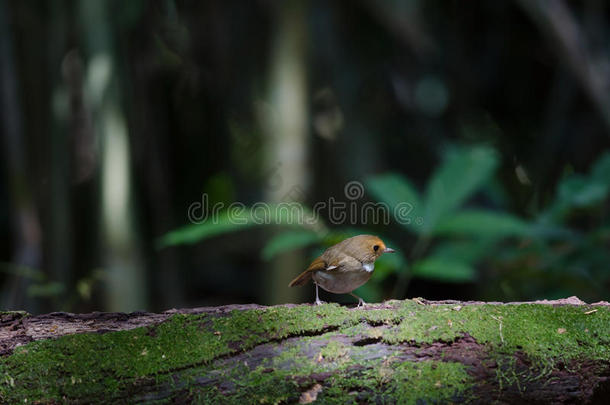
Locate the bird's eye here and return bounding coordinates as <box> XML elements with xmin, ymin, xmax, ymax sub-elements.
<box><xmin>373</xmin><ymin>245</ymin><xmax>379</xmax><ymax>252</ymax></box>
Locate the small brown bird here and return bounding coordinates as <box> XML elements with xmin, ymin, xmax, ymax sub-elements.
<box><xmin>288</xmin><ymin>235</ymin><xmax>395</xmax><ymax>306</ymax></box>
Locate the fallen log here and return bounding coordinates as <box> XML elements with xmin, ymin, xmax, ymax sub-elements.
<box><xmin>0</xmin><ymin>297</ymin><xmax>609</xmax><ymax>403</ymax></box>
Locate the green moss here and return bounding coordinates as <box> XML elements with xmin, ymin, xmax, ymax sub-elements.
<box><xmin>383</xmin><ymin>302</ymin><xmax>610</xmax><ymax>362</ymax></box>
<box><xmin>192</xmin><ymin>333</ymin><xmax>473</xmax><ymax>404</ymax></box>
<box><xmin>319</xmin><ymin>340</ymin><xmax>349</xmax><ymax>362</ymax></box>
<box><xmin>0</xmin><ymin>310</ymin><xmax>29</xmax><ymax>319</ymax></box>
<box><xmin>0</xmin><ymin>301</ymin><xmax>608</xmax><ymax>402</ymax></box>
<box><xmin>0</xmin><ymin>305</ymin><xmax>359</xmax><ymax>402</ymax></box>
<box><xmin>208</xmin><ymin>303</ymin><xmax>358</xmax><ymax>352</ymax></box>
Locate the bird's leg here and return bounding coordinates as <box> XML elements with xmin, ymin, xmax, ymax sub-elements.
<box><xmin>350</xmin><ymin>292</ymin><xmax>366</xmax><ymax>307</ymax></box>
<box><xmin>314</xmin><ymin>282</ymin><xmax>325</xmax><ymax>305</ymax></box>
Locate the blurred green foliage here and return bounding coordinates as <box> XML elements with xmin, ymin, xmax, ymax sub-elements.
<box><xmin>4</xmin><ymin>0</ymin><xmax>610</xmax><ymax>311</ymax></box>
<box><xmin>161</xmin><ymin>146</ymin><xmax>610</xmax><ymax>303</ymax></box>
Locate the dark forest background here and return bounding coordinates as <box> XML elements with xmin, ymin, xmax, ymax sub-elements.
<box><xmin>1</xmin><ymin>0</ymin><xmax>610</xmax><ymax>314</ymax></box>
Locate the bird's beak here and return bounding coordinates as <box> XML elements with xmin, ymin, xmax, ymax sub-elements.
<box><xmin>384</xmin><ymin>247</ymin><xmax>395</xmax><ymax>253</ymax></box>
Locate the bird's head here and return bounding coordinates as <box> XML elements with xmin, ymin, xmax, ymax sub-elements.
<box><xmin>349</xmin><ymin>234</ymin><xmax>395</xmax><ymax>263</ymax></box>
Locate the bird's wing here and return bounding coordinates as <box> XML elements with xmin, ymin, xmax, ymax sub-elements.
<box><xmin>290</xmin><ymin>253</ymin><xmax>362</xmax><ymax>287</ymax></box>
<box><xmin>326</xmin><ymin>254</ymin><xmax>361</xmax><ymax>272</ymax></box>
<box><xmin>305</xmin><ymin>256</ymin><xmax>327</xmax><ymax>272</ymax></box>
<box><xmin>288</xmin><ymin>256</ymin><xmax>326</xmax><ymax>287</ymax></box>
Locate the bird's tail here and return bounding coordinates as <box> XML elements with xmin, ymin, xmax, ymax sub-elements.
<box><xmin>288</xmin><ymin>270</ymin><xmax>312</xmax><ymax>287</ymax></box>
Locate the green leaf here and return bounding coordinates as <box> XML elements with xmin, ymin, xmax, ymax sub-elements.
<box><xmin>434</xmin><ymin>210</ymin><xmax>530</xmax><ymax>238</ymax></box>
<box><xmin>428</xmin><ymin>239</ymin><xmax>496</xmax><ymax>265</ymax></box>
<box><xmin>27</xmin><ymin>282</ymin><xmax>65</xmax><ymax>298</ymax></box>
<box><xmin>540</xmin><ymin>153</ymin><xmax>610</xmax><ymax>224</ymax></box>
<box><xmin>262</xmin><ymin>230</ymin><xmax>321</xmax><ymax>260</ymax></box>
<box><xmin>412</xmin><ymin>257</ymin><xmax>476</xmax><ymax>282</ymax></box>
<box><xmin>423</xmin><ymin>146</ymin><xmax>499</xmax><ymax>234</ymax></box>
<box><xmin>557</xmin><ymin>176</ymin><xmax>608</xmax><ymax>208</ymax></box>
<box><xmin>157</xmin><ymin>203</ymin><xmax>319</xmax><ymax>248</ymax></box>
<box><xmin>591</xmin><ymin>152</ymin><xmax>610</xmax><ymax>182</ymax></box>
<box><xmin>0</xmin><ymin>262</ymin><xmax>46</xmax><ymax>281</ymax></box>
<box><xmin>157</xmin><ymin>210</ymin><xmax>256</xmax><ymax>248</ymax></box>
<box><xmin>365</xmin><ymin>173</ymin><xmax>422</xmax><ymax>233</ymax></box>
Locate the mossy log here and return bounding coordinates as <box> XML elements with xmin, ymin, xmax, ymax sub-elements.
<box><xmin>1</xmin><ymin>297</ymin><xmax>609</xmax><ymax>404</ymax></box>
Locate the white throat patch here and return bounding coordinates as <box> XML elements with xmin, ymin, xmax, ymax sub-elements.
<box><xmin>362</xmin><ymin>262</ymin><xmax>375</xmax><ymax>272</ymax></box>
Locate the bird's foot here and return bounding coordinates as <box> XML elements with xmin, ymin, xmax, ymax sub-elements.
<box><xmin>350</xmin><ymin>292</ymin><xmax>367</xmax><ymax>308</ymax></box>
<box><xmin>314</xmin><ymin>298</ymin><xmax>326</xmax><ymax>306</ymax></box>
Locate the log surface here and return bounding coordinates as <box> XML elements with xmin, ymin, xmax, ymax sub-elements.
<box><xmin>0</xmin><ymin>298</ymin><xmax>609</xmax><ymax>404</ymax></box>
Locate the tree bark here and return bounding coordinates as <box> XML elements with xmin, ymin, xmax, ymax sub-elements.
<box><xmin>0</xmin><ymin>297</ymin><xmax>609</xmax><ymax>404</ymax></box>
